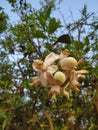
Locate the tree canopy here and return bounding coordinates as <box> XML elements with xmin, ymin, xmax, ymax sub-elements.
<box><xmin>0</xmin><ymin>0</ymin><xmax>98</xmax><ymax>130</ymax></box>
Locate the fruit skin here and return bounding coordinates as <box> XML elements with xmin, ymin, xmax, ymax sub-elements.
<box><xmin>54</xmin><ymin>71</ymin><xmax>66</xmax><ymax>85</ymax></box>
<box><xmin>60</xmin><ymin>57</ymin><xmax>78</xmax><ymax>70</ymax></box>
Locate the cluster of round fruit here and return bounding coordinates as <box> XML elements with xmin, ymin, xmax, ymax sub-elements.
<box><xmin>31</xmin><ymin>50</ymin><xmax>88</xmax><ymax>99</ymax></box>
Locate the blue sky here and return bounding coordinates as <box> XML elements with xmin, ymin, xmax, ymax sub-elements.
<box><xmin>0</xmin><ymin>0</ymin><xmax>98</xmax><ymax>24</ymax></box>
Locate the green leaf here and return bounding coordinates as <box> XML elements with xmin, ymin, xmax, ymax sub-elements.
<box><xmin>84</xmin><ymin>36</ymin><xmax>89</xmax><ymax>46</ymax></box>
<box><xmin>45</xmin><ymin>3</ymin><xmax>54</xmax><ymax>18</ymax></box>
<box><xmin>33</xmin><ymin>30</ymin><xmax>46</xmax><ymax>38</ymax></box>
<box><xmin>37</xmin><ymin>12</ymin><xmax>46</xmax><ymax>27</ymax></box>
<box><xmin>95</xmin><ymin>24</ymin><xmax>98</xmax><ymax>30</ymax></box>
<box><xmin>2</xmin><ymin>119</ymin><xmax>7</xmax><ymax>130</ymax></box>
<box><xmin>84</xmin><ymin>36</ymin><xmax>90</xmax><ymax>53</ymax></box>
<box><xmin>45</xmin><ymin>43</ymin><xmax>52</xmax><ymax>50</ymax></box>
<box><xmin>48</xmin><ymin>18</ymin><xmax>61</xmax><ymax>34</ymax></box>
<box><xmin>89</xmin><ymin>122</ymin><xmax>97</xmax><ymax>130</ymax></box>
<box><xmin>0</xmin><ymin>8</ymin><xmax>8</xmax><ymax>33</ymax></box>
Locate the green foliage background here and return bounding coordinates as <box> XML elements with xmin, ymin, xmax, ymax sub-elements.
<box><xmin>0</xmin><ymin>0</ymin><xmax>98</xmax><ymax>130</ymax></box>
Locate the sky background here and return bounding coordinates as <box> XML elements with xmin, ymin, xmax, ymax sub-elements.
<box><xmin>0</xmin><ymin>0</ymin><xmax>98</xmax><ymax>25</ymax></box>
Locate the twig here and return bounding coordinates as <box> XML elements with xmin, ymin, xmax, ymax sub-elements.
<box><xmin>28</xmin><ymin>36</ymin><xmax>42</xmax><ymax>59</ymax></box>
<box><xmin>17</xmin><ymin>61</ymin><xmax>26</xmax><ymax>78</ymax></box>
<box><xmin>44</xmin><ymin>112</ymin><xmax>54</xmax><ymax>130</ymax></box>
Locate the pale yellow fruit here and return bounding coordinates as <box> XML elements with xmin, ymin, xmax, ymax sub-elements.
<box><xmin>60</xmin><ymin>57</ymin><xmax>78</xmax><ymax>70</ymax></box>
<box><xmin>54</xmin><ymin>71</ymin><xmax>66</xmax><ymax>85</ymax></box>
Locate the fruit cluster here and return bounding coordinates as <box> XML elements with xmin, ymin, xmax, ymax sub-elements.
<box><xmin>31</xmin><ymin>50</ymin><xmax>88</xmax><ymax>99</ymax></box>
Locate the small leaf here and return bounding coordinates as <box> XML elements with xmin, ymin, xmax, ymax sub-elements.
<box><xmin>48</xmin><ymin>18</ymin><xmax>61</xmax><ymax>34</ymax></box>
<box><xmin>95</xmin><ymin>24</ymin><xmax>98</xmax><ymax>30</ymax></box>
<box><xmin>37</xmin><ymin>12</ymin><xmax>46</xmax><ymax>27</ymax></box>
<box><xmin>45</xmin><ymin>3</ymin><xmax>54</xmax><ymax>18</ymax></box>
<box><xmin>33</xmin><ymin>30</ymin><xmax>46</xmax><ymax>38</ymax></box>
<box><xmin>2</xmin><ymin>119</ymin><xmax>7</xmax><ymax>130</ymax></box>
<box><xmin>84</xmin><ymin>36</ymin><xmax>90</xmax><ymax>52</ymax></box>
<box><xmin>84</xmin><ymin>36</ymin><xmax>89</xmax><ymax>46</ymax></box>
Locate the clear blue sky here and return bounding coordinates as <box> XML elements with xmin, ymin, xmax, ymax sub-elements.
<box><xmin>0</xmin><ymin>0</ymin><xmax>98</xmax><ymax>24</ymax></box>
<box><xmin>60</xmin><ymin>0</ymin><xmax>98</xmax><ymax>22</ymax></box>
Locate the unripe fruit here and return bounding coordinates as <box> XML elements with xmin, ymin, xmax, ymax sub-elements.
<box><xmin>54</xmin><ymin>71</ymin><xmax>66</xmax><ymax>85</ymax></box>
<box><xmin>60</xmin><ymin>57</ymin><xmax>78</xmax><ymax>70</ymax></box>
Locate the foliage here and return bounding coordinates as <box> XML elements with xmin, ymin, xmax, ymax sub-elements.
<box><xmin>0</xmin><ymin>1</ymin><xmax>98</xmax><ymax>130</ymax></box>
<box><xmin>0</xmin><ymin>7</ymin><xmax>8</xmax><ymax>33</ymax></box>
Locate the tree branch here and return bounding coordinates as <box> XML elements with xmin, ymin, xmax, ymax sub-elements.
<box><xmin>44</xmin><ymin>112</ymin><xmax>54</xmax><ymax>130</ymax></box>
<box><xmin>28</xmin><ymin>36</ymin><xmax>42</xmax><ymax>59</ymax></box>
